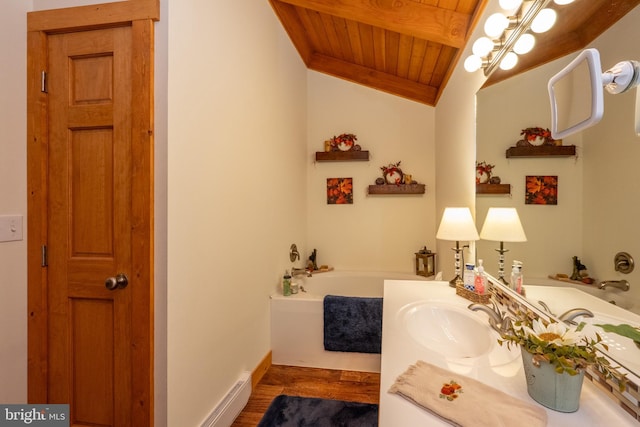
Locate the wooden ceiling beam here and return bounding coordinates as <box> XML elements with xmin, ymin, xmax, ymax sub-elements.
<box><xmin>309</xmin><ymin>53</ymin><xmax>438</xmax><ymax>105</ymax></box>
<box><xmin>269</xmin><ymin>0</ymin><xmax>314</xmax><ymax>64</ymax></box>
<box><xmin>274</xmin><ymin>0</ymin><xmax>471</xmax><ymax>48</ymax></box>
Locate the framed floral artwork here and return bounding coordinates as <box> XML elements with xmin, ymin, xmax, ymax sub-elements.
<box><xmin>327</xmin><ymin>178</ymin><xmax>353</xmax><ymax>204</ymax></box>
<box><xmin>525</xmin><ymin>175</ymin><xmax>558</xmax><ymax>205</ymax></box>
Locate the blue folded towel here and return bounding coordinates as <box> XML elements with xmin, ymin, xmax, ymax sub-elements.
<box><xmin>323</xmin><ymin>295</ymin><xmax>383</xmax><ymax>354</ymax></box>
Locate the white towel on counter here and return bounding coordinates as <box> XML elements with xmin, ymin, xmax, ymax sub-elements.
<box><xmin>388</xmin><ymin>360</ymin><xmax>547</xmax><ymax>427</ymax></box>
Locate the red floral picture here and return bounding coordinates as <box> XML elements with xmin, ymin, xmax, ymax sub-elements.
<box><xmin>327</xmin><ymin>178</ymin><xmax>353</xmax><ymax>204</ymax></box>
<box><xmin>525</xmin><ymin>175</ymin><xmax>558</xmax><ymax>205</ymax></box>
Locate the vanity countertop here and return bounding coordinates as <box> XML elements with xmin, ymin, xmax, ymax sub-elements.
<box><xmin>379</xmin><ymin>280</ymin><xmax>637</xmax><ymax>426</ymax></box>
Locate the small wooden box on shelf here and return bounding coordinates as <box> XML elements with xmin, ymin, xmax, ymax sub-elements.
<box><xmin>415</xmin><ymin>252</ymin><xmax>436</xmax><ymax>278</ymax></box>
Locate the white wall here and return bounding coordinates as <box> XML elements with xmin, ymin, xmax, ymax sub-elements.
<box><xmin>166</xmin><ymin>1</ymin><xmax>307</xmax><ymax>426</ymax></box>
<box><xmin>433</xmin><ymin>1</ymin><xmax>499</xmax><ymax>281</ymax></box>
<box><xmin>306</xmin><ymin>72</ymin><xmax>436</xmax><ymax>272</ymax></box>
<box><xmin>0</xmin><ymin>0</ymin><xmax>29</xmax><ymax>404</ymax></box>
<box><xmin>582</xmin><ymin>6</ymin><xmax>640</xmax><ymax>298</ymax></box>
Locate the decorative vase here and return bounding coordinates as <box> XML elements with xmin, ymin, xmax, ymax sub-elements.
<box><xmin>521</xmin><ymin>348</ymin><xmax>585</xmax><ymax>412</ymax></box>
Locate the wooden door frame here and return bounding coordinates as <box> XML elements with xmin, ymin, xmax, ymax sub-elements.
<box><xmin>27</xmin><ymin>2</ymin><xmax>158</xmax><ymax>426</ymax></box>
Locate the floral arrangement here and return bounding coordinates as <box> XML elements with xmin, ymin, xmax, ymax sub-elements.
<box><xmin>475</xmin><ymin>161</ymin><xmax>494</xmax><ymax>184</ymax></box>
<box><xmin>475</xmin><ymin>161</ymin><xmax>494</xmax><ymax>174</ymax></box>
<box><xmin>329</xmin><ymin>133</ymin><xmax>359</xmax><ymax>151</ymax></box>
<box><xmin>520</xmin><ymin>127</ymin><xmax>556</xmax><ymax>146</ymax></box>
<box><xmin>498</xmin><ymin>313</ymin><xmax>625</xmax><ymax>389</ymax></box>
<box><xmin>380</xmin><ymin>161</ymin><xmax>403</xmax><ymax>184</ymax></box>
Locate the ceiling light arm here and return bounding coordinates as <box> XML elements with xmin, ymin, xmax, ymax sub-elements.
<box><xmin>483</xmin><ymin>0</ymin><xmax>553</xmax><ymax>76</ymax></box>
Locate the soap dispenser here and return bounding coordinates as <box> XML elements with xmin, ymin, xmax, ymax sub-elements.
<box><xmin>474</xmin><ymin>259</ymin><xmax>487</xmax><ymax>294</ymax></box>
<box><xmin>511</xmin><ymin>261</ymin><xmax>524</xmax><ymax>295</ymax></box>
<box><xmin>283</xmin><ymin>270</ymin><xmax>292</xmax><ymax>296</ymax></box>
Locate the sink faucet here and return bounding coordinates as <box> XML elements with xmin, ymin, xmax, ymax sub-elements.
<box><xmin>291</xmin><ymin>267</ymin><xmax>312</xmax><ymax>277</ymax></box>
<box><xmin>598</xmin><ymin>280</ymin><xmax>630</xmax><ymax>291</ymax></box>
<box><xmin>558</xmin><ymin>308</ymin><xmax>594</xmax><ymax>325</ymax></box>
<box><xmin>468</xmin><ymin>302</ymin><xmax>512</xmax><ymax>336</ymax></box>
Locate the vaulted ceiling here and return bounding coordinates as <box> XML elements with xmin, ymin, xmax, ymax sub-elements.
<box><xmin>269</xmin><ymin>0</ymin><xmax>640</xmax><ymax>106</ymax></box>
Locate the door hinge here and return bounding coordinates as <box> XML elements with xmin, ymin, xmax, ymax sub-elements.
<box><xmin>41</xmin><ymin>245</ymin><xmax>48</xmax><ymax>267</ymax></box>
<box><xmin>41</xmin><ymin>71</ymin><xmax>48</xmax><ymax>93</ymax></box>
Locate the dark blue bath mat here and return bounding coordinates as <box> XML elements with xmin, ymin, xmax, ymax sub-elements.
<box><xmin>323</xmin><ymin>295</ymin><xmax>383</xmax><ymax>353</ymax></box>
<box><xmin>257</xmin><ymin>395</ymin><xmax>379</xmax><ymax>427</ymax></box>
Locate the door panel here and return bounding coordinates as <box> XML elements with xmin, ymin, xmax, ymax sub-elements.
<box><xmin>48</xmin><ymin>26</ymin><xmax>133</xmax><ymax>427</ymax></box>
<box><xmin>27</xmin><ymin>7</ymin><xmax>155</xmax><ymax>426</ymax></box>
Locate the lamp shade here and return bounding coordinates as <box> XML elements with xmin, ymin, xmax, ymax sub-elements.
<box><xmin>436</xmin><ymin>207</ymin><xmax>480</xmax><ymax>241</ymax></box>
<box><xmin>480</xmin><ymin>207</ymin><xmax>527</xmax><ymax>242</ymax></box>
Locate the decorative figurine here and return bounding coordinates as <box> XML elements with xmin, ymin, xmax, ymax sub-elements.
<box><xmin>308</xmin><ymin>249</ymin><xmax>318</xmax><ymax>271</ymax></box>
<box><xmin>570</xmin><ymin>256</ymin><xmax>588</xmax><ymax>281</ymax></box>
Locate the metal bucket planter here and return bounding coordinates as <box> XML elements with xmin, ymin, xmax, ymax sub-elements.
<box><xmin>521</xmin><ymin>348</ymin><xmax>585</xmax><ymax>412</ymax></box>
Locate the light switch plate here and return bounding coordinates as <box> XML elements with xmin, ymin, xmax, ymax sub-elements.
<box><xmin>0</xmin><ymin>215</ymin><xmax>23</xmax><ymax>242</ymax></box>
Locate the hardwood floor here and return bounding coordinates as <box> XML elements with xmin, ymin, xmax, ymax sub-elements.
<box><xmin>231</xmin><ymin>365</ymin><xmax>381</xmax><ymax>426</ymax></box>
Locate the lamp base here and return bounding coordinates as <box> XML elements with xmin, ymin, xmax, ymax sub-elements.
<box><xmin>449</xmin><ymin>274</ymin><xmax>464</xmax><ymax>288</ymax></box>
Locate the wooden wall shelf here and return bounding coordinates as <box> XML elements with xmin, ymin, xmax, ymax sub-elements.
<box><xmin>505</xmin><ymin>145</ymin><xmax>576</xmax><ymax>158</ymax></box>
<box><xmin>368</xmin><ymin>184</ymin><xmax>425</xmax><ymax>195</ymax></box>
<box><xmin>315</xmin><ymin>151</ymin><xmax>369</xmax><ymax>161</ymax></box>
<box><xmin>476</xmin><ymin>183</ymin><xmax>511</xmax><ymax>194</ymax></box>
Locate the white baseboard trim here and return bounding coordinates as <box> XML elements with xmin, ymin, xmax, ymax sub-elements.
<box><xmin>200</xmin><ymin>371</ymin><xmax>252</xmax><ymax>427</ymax></box>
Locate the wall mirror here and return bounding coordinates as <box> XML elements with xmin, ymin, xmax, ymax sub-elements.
<box><xmin>475</xmin><ymin>5</ymin><xmax>640</xmax><ymax>377</ymax></box>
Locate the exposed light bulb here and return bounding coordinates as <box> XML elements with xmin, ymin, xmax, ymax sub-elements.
<box><xmin>531</xmin><ymin>8</ymin><xmax>557</xmax><ymax>33</ymax></box>
<box><xmin>499</xmin><ymin>52</ymin><xmax>518</xmax><ymax>70</ymax></box>
<box><xmin>484</xmin><ymin>13</ymin><xmax>509</xmax><ymax>38</ymax></box>
<box><xmin>554</xmin><ymin>0</ymin><xmax>574</xmax><ymax>4</ymax></box>
<box><xmin>472</xmin><ymin>37</ymin><xmax>494</xmax><ymax>57</ymax></box>
<box><xmin>513</xmin><ymin>34</ymin><xmax>535</xmax><ymax>54</ymax></box>
<box><xmin>499</xmin><ymin>0</ymin><xmax>523</xmax><ymax>10</ymax></box>
<box><xmin>464</xmin><ymin>55</ymin><xmax>483</xmax><ymax>72</ymax></box>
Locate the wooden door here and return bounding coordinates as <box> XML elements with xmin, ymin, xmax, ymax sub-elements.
<box><xmin>27</xmin><ymin>4</ymin><xmax>157</xmax><ymax>427</ymax></box>
<box><xmin>48</xmin><ymin>26</ymin><xmax>133</xmax><ymax>426</ymax></box>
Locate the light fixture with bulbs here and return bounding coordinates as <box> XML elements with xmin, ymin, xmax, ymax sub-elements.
<box><xmin>464</xmin><ymin>0</ymin><xmax>575</xmax><ymax>76</ymax></box>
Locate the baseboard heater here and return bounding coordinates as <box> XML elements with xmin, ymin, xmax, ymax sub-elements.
<box><xmin>200</xmin><ymin>371</ymin><xmax>252</xmax><ymax>427</ymax></box>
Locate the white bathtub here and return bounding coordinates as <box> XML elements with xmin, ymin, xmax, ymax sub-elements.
<box><xmin>270</xmin><ymin>270</ymin><xmax>429</xmax><ymax>372</ymax></box>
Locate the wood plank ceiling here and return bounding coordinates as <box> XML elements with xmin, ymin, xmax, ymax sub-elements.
<box><xmin>269</xmin><ymin>0</ymin><xmax>640</xmax><ymax>107</ymax></box>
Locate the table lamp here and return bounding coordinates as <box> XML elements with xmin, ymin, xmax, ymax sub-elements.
<box><xmin>480</xmin><ymin>207</ymin><xmax>527</xmax><ymax>284</ymax></box>
<box><xmin>436</xmin><ymin>207</ymin><xmax>480</xmax><ymax>287</ymax></box>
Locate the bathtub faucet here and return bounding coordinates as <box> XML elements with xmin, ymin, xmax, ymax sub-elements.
<box><xmin>598</xmin><ymin>280</ymin><xmax>630</xmax><ymax>291</ymax></box>
<box><xmin>292</xmin><ymin>267</ymin><xmax>312</xmax><ymax>277</ymax></box>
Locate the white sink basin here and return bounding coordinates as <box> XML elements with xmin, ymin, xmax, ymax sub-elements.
<box><xmin>400</xmin><ymin>302</ymin><xmax>493</xmax><ymax>358</ymax></box>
